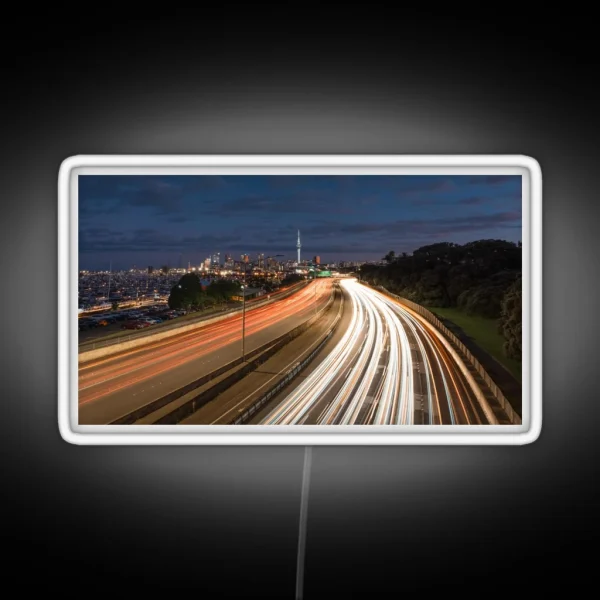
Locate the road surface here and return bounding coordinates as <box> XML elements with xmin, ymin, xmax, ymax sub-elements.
<box><xmin>78</xmin><ymin>279</ymin><xmax>332</xmax><ymax>424</ymax></box>
<box><xmin>178</xmin><ymin>286</ymin><xmax>344</xmax><ymax>425</ymax></box>
<box><xmin>258</xmin><ymin>279</ymin><xmax>498</xmax><ymax>425</ymax></box>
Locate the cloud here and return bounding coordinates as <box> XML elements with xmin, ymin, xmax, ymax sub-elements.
<box><xmin>467</xmin><ymin>175</ymin><xmax>520</xmax><ymax>185</ymax></box>
<box><xmin>79</xmin><ymin>175</ymin><xmax>231</xmax><ymax>218</ymax></box>
<box><xmin>198</xmin><ymin>212</ymin><xmax>522</xmax><ymax>259</ymax></box>
<box><xmin>79</xmin><ymin>227</ymin><xmax>239</xmax><ymax>254</ymax></box>
<box><xmin>206</xmin><ymin>190</ymin><xmax>356</xmax><ymax>216</ymax></box>
<box><xmin>360</xmin><ymin>196</ymin><xmax>378</xmax><ymax>205</ymax></box>
<box><xmin>302</xmin><ymin>212</ymin><xmax>521</xmax><ymax>239</ymax></box>
<box><xmin>409</xmin><ymin>197</ymin><xmax>445</xmax><ymax>206</ymax></box>
<box><xmin>457</xmin><ymin>196</ymin><xmax>485</xmax><ymax>205</ymax></box>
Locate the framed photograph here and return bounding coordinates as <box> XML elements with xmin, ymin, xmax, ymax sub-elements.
<box><xmin>58</xmin><ymin>155</ymin><xmax>542</xmax><ymax>444</ymax></box>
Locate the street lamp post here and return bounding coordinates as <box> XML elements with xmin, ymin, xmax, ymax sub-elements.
<box><xmin>241</xmin><ymin>284</ymin><xmax>246</xmax><ymax>361</ymax></box>
<box><xmin>107</xmin><ymin>260</ymin><xmax>112</xmax><ymax>306</ymax></box>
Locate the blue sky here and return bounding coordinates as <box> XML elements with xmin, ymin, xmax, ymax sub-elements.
<box><xmin>78</xmin><ymin>175</ymin><xmax>522</xmax><ymax>270</ymax></box>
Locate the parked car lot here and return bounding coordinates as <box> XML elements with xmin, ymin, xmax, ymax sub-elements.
<box><xmin>78</xmin><ymin>297</ymin><xmax>247</xmax><ymax>344</ymax></box>
<box><xmin>78</xmin><ymin>305</ymin><xmax>186</xmax><ymax>342</ymax></box>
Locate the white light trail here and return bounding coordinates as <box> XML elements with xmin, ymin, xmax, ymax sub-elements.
<box><xmin>261</xmin><ymin>279</ymin><xmax>492</xmax><ymax>426</ymax></box>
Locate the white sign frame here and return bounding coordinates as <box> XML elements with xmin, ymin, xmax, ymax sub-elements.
<box><xmin>58</xmin><ymin>155</ymin><xmax>542</xmax><ymax>445</ymax></box>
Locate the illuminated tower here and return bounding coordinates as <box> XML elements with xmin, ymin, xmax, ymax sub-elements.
<box><xmin>297</xmin><ymin>230</ymin><xmax>301</xmax><ymax>264</ymax></box>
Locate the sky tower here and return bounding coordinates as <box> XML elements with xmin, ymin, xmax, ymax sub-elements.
<box><xmin>297</xmin><ymin>230</ymin><xmax>301</xmax><ymax>264</ymax></box>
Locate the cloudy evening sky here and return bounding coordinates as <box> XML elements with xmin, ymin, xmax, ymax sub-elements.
<box><xmin>78</xmin><ymin>175</ymin><xmax>522</xmax><ymax>270</ymax></box>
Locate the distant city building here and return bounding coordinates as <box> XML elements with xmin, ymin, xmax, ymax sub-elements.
<box><xmin>297</xmin><ymin>230</ymin><xmax>302</xmax><ymax>264</ymax></box>
<box><xmin>338</xmin><ymin>260</ymin><xmax>364</xmax><ymax>269</ymax></box>
<box><xmin>211</xmin><ymin>253</ymin><xmax>221</xmax><ymax>267</ymax></box>
<box><xmin>313</xmin><ymin>256</ymin><xmax>320</xmax><ymax>265</ymax></box>
<box><xmin>203</xmin><ymin>258</ymin><xmax>211</xmax><ymax>270</ymax></box>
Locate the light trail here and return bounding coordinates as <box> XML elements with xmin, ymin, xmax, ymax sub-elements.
<box><xmin>261</xmin><ymin>279</ymin><xmax>494</xmax><ymax>425</ymax></box>
<box><xmin>79</xmin><ymin>280</ymin><xmax>332</xmax><ymax>405</ymax></box>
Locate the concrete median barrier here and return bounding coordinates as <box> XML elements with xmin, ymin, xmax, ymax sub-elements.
<box><xmin>231</xmin><ymin>289</ymin><xmax>345</xmax><ymax>424</ymax></box>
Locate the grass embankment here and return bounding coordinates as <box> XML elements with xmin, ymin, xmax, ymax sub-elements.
<box><xmin>429</xmin><ymin>307</ymin><xmax>521</xmax><ymax>382</ymax></box>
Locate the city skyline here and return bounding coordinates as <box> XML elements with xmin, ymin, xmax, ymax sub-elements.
<box><xmin>79</xmin><ymin>175</ymin><xmax>522</xmax><ymax>270</ymax></box>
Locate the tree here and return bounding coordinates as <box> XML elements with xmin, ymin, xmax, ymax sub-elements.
<box><xmin>203</xmin><ymin>295</ymin><xmax>217</xmax><ymax>309</ymax></box>
<box><xmin>168</xmin><ymin>273</ymin><xmax>203</xmax><ymax>311</ymax></box>
<box><xmin>282</xmin><ymin>273</ymin><xmax>304</xmax><ymax>285</ymax></box>
<box><xmin>207</xmin><ymin>279</ymin><xmax>241</xmax><ymax>304</ymax></box>
<box><xmin>457</xmin><ymin>271</ymin><xmax>518</xmax><ymax>318</ymax></box>
<box><xmin>499</xmin><ymin>276</ymin><xmax>522</xmax><ymax>360</ymax></box>
<box><xmin>360</xmin><ymin>239</ymin><xmax>521</xmax><ymax>317</ymax></box>
<box><xmin>111</xmin><ymin>300</ymin><xmax>119</xmax><ymax>311</ymax></box>
<box><xmin>383</xmin><ymin>250</ymin><xmax>396</xmax><ymax>264</ymax></box>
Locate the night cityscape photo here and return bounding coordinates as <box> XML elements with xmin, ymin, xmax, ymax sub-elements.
<box><xmin>78</xmin><ymin>175</ymin><xmax>522</xmax><ymax>426</ymax></box>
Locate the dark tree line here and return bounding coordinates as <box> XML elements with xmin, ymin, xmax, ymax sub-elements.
<box><xmin>360</xmin><ymin>240</ymin><xmax>522</xmax><ymax>361</ymax></box>
<box><xmin>282</xmin><ymin>273</ymin><xmax>305</xmax><ymax>285</ymax></box>
<box><xmin>498</xmin><ymin>276</ymin><xmax>521</xmax><ymax>360</ymax></box>
<box><xmin>168</xmin><ymin>273</ymin><xmax>241</xmax><ymax>311</ymax></box>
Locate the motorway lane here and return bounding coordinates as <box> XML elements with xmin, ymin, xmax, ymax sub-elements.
<box><xmin>248</xmin><ymin>283</ymin><xmax>356</xmax><ymax>424</ymax></box>
<box><xmin>78</xmin><ymin>280</ymin><xmax>332</xmax><ymax>424</ymax></box>
<box><xmin>78</xmin><ymin>282</ymin><xmax>303</xmax><ymax>344</ymax></box>
<box><xmin>179</xmin><ymin>288</ymin><xmax>344</xmax><ymax>425</ymax></box>
<box><xmin>259</xmin><ymin>279</ymin><xmax>494</xmax><ymax>425</ymax></box>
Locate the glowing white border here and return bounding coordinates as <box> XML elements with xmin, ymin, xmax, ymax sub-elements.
<box><xmin>58</xmin><ymin>155</ymin><xmax>542</xmax><ymax>445</ymax></box>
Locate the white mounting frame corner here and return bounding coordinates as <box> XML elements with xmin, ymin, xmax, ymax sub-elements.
<box><xmin>58</xmin><ymin>154</ymin><xmax>542</xmax><ymax>445</ymax></box>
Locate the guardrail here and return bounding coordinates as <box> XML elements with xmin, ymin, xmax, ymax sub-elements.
<box><xmin>232</xmin><ymin>285</ymin><xmax>345</xmax><ymax>424</ymax></box>
<box><xmin>79</xmin><ymin>281</ymin><xmax>308</xmax><ymax>356</ymax></box>
<box><xmin>371</xmin><ymin>284</ymin><xmax>521</xmax><ymax>425</ymax></box>
<box><xmin>109</xmin><ymin>284</ymin><xmax>337</xmax><ymax>425</ymax></box>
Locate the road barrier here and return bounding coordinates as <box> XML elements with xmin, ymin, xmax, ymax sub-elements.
<box><xmin>231</xmin><ymin>287</ymin><xmax>345</xmax><ymax>424</ymax></box>
<box><xmin>79</xmin><ymin>281</ymin><xmax>309</xmax><ymax>363</ymax></box>
<box><xmin>109</xmin><ymin>285</ymin><xmax>338</xmax><ymax>425</ymax></box>
<box><xmin>371</xmin><ymin>284</ymin><xmax>521</xmax><ymax>425</ymax></box>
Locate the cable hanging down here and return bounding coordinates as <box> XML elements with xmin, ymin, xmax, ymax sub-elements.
<box><xmin>295</xmin><ymin>446</ymin><xmax>313</xmax><ymax>600</ymax></box>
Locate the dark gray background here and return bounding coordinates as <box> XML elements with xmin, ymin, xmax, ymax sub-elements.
<box><xmin>3</xmin><ymin>9</ymin><xmax>598</xmax><ymax>598</ymax></box>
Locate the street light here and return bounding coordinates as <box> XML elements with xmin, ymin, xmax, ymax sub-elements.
<box><xmin>313</xmin><ymin>271</ymin><xmax>317</xmax><ymax>317</ymax></box>
<box><xmin>241</xmin><ymin>284</ymin><xmax>246</xmax><ymax>361</ymax></box>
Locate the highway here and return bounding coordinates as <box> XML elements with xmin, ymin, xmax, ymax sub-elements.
<box><xmin>178</xmin><ymin>287</ymin><xmax>343</xmax><ymax>425</ymax></box>
<box><xmin>78</xmin><ymin>279</ymin><xmax>333</xmax><ymax>424</ymax></box>
<box><xmin>258</xmin><ymin>279</ymin><xmax>498</xmax><ymax>425</ymax></box>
